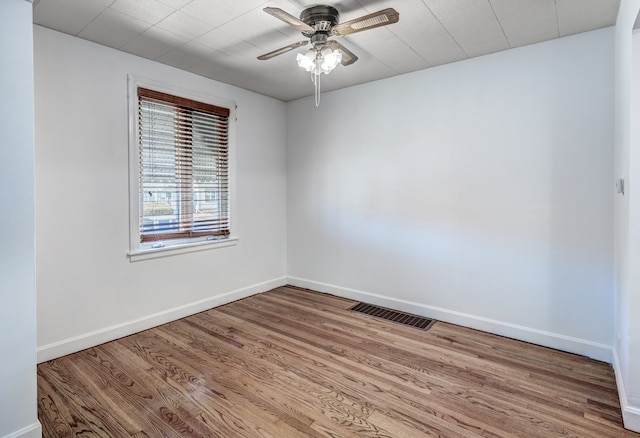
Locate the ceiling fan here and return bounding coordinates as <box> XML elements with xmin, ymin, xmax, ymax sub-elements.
<box><xmin>257</xmin><ymin>4</ymin><xmax>400</xmax><ymax>106</ymax></box>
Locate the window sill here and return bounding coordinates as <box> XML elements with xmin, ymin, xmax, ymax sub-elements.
<box><xmin>128</xmin><ymin>236</ymin><xmax>238</xmax><ymax>262</ymax></box>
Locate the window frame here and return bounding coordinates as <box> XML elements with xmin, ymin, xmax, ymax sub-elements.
<box><xmin>127</xmin><ymin>75</ymin><xmax>237</xmax><ymax>261</ymax></box>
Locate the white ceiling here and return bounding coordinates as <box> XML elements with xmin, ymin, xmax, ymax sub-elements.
<box><xmin>33</xmin><ymin>0</ymin><xmax>620</xmax><ymax>102</ymax></box>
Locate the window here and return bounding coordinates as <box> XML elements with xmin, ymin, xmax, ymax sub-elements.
<box><xmin>129</xmin><ymin>81</ymin><xmax>235</xmax><ymax>259</ymax></box>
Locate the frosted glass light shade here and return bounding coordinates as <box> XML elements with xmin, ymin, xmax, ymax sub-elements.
<box><xmin>296</xmin><ymin>50</ymin><xmax>316</xmax><ymax>72</ymax></box>
<box><xmin>297</xmin><ymin>47</ymin><xmax>342</xmax><ymax>75</ymax></box>
<box><xmin>319</xmin><ymin>48</ymin><xmax>342</xmax><ymax>74</ymax></box>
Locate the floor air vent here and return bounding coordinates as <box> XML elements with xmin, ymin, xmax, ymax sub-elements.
<box><xmin>348</xmin><ymin>302</ymin><xmax>435</xmax><ymax>331</ymax></box>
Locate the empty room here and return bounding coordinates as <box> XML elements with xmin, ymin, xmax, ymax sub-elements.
<box><xmin>2</xmin><ymin>0</ymin><xmax>640</xmax><ymax>436</ymax></box>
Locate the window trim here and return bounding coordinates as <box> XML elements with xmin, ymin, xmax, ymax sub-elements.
<box><xmin>127</xmin><ymin>75</ymin><xmax>238</xmax><ymax>261</ymax></box>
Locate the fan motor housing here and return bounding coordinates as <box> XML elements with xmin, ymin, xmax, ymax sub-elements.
<box><xmin>300</xmin><ymin>5</ymin><xmax>339</xmax><ymax>32</ymax></box>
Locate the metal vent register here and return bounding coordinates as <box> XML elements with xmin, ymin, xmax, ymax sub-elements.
<box><xmin>348</xmin><ymin>302</ymin><xmax>435</xmax><ymax>331</ymax></box>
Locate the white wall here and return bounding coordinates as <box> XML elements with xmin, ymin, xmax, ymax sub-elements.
<box><xmin>614</xmin><ymin>0</ymin><xmax>640</xmax><ymax>432</ymax></box>
<box><xmin>287</xmin><ymin>28</ymin><xmax>615</xmax><ymax>362</ymax></box>
<box><xmin>34</xmin><ymin>26</ymin><xmax>288</xmax><ymax>361</ymax></box>
<box><xmin>0</xmin><ymin>2</ymin><xmax>41</xmax><ymax>437</ymax></box>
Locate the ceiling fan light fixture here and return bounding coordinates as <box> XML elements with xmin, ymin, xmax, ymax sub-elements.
<box><xmin>319</xmin><ymin>48</ymin><xmax>342</xmax><ymax>74</ymax></box>
<box><xmin>297</xmin><ymin>45</ymin><xmax>343</xmax><ymax>107</ymax></box>
<box><xmin>297</xmin><ymin>46</ymin><xmax>342</xmax><ymax>75</ymax></box>
<box><xmin>258</xmin><ymin>5</ymin><xmax>399</xmax><ymax>107</ymax></box>
<box><xmin>296</xmin><ymin>50</ymin><xmax>316</xmax><ymax>72</ymax></box>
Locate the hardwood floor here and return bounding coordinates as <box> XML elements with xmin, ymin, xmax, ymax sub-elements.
<box><xmin>38</xmin><ymin>286</ymin><xmax>637</xmax><ymax>437</ymax></box>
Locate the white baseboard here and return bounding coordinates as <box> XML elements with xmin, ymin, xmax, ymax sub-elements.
<box><xmin>37</xmin><ymin>276</ymin><xmax>287</xmax><ymax>363</ymax></box>
<box><xmin>287</xmin><ymin>276</ymin><xmax>613</xmax><ymax>363</ymax></box>
<box><xmin>3</xmin><ymin>422</ymin><xmax>41</xmax><ymax>438</ymax></box>
<box><xmin>612</xmin><ymin>348</ymin><xmax>640</xmax><ymax>433</ymax></box>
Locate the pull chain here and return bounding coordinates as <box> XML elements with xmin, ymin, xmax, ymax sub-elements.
<box><xmin>313</xmin><ymin>72</ymin><xmax>320</xmax><ymax>107</ymax></box>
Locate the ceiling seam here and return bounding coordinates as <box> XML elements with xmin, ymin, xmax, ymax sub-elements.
<box><xmin>487</xmin><ymin>0</ymin><xmax>512</xmax><ymax>49</ymax></box>
<box><xmin>74</xmin><ymin>0</ymin><xmax>116</xmax><ymax>37</ymax></box>
<box><xmin>383</xmin><ymin>27</ymin><xmax>434</xmax><ymax>68</ymax></box>
<box><xmin>554</xmin><ymin>0</ymin><xmax>560</xmax><ymax>37</ymax></box>
<box><xmin>419</xmin><ymin>0</ymin><xmax>469</xmax><ymax>59</ymax></box>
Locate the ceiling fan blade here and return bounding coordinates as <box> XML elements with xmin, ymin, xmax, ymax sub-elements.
<box><xmin>327</xmin><ymin>40</ymin><xmax>358</xmax><ymax>66</ymax></box>
<box><xmin>257</xmin><ymin>40</ymin><xmax>309</xmax><ymax>61</ymax></box>
<box><xmin>331</xmin><ymin>8</ymin><xmax>399</xmax><ymax>36</ymax></box>
<box><xmin>263</xmin><ymin>7</ymin><xmax>315</xmax><ymax>33</ymax></box>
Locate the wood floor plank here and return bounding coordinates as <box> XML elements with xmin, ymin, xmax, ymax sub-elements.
<box><xmin>214</xmin><ymin>302</ymin><xmax>512</xmax><ymax>436</ymax></box>
<box><xmin>38</xmin><ymin>286</ymin><xmax>639</xmax><ymax>437</ymax></box>
<box><xmin>164</xmin><ymin>319</ymin><xmax>383</xmax><ymax>437</ymax></box>
<box><xmin>189</xmin><ymin>311</ymin><xmax>480</xmax><ymax>437</ymax></box>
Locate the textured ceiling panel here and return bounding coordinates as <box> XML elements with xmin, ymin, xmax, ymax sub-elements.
<box><xmin>157</xmin><ymin>0</ymin><xmax>192</xmax><ymax>8</ymax></box>
<box><xmin>557</xmin><ymin>0</ymin><xmax>620</xmax><ymax>36</ymax></box>
<box><xmin>155</xmin><ymin>10</ymin><xmax>212</xmax><ymax>40</ymax></box>
<box><xmin>33</xmin><ymin>0</ymin><xmax>621</xmax><ymax>101</ymax></box>
<box><xmin>490</xmin><ymin>0</ymin><xmax>559</xmax><ymax>48</ymax></box>
<box><xmin>347</xmin><ymin>29</ymin><xmax>429</xmax><ymax>73</ymax></box>
<box><xmin>110</xmin><ymin>0</ymin><xmax>175</xmax><ymax>25</ymax></box>
<box><xmin>387</xmin><ymin>0</ymin><xmax>465</xmax><ymax>67</ymax></box>
<box><xmin>423</xmin><ymin>0</ymin><xmax>510</xmax><ymax>57</ymax></box>
<box><xmin>77</xmin><ymin>9</ymin><xmax>151</xmax><ymax>49</ymax></box>
<box><xmin>33</xmin><ymin>0</ymin><xmax>108</xmax><ymax>35</ymax></box>
<box><xmin>121</xmin><ymin>26</ymin><xmax>187</xmax><ymax>59</ymax></box>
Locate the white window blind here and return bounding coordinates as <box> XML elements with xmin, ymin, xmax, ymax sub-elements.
<box><xmin>137</xmin><ymin>87</ymin><xmax>230</xmax><ymax>243</ymax></box>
